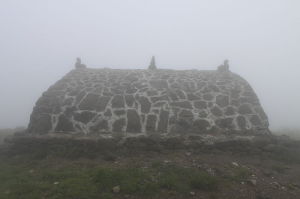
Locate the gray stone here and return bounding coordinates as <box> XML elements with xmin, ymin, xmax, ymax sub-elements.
<box><xmin>104</xmin><ymin>109</ymin><xmax>112</xmax><ymax>117</ymax></box>
<box><xmin>114</xmin><ymin>110</ymin><xmax>126</xmax><ymax>116</ymax></box>
<box><xmin>150</xmin><ymin>95</ymin><xmax>168</xmax><ymax>103</ymax></box>
<box><xmin>187</xmin><ymin>93</ymin><xmax>200</xmax><ymax>100</ymax></box>
<box><xmin>95</xmin><ymin>96</ymin><xmax>111</xmax><ymax>112</ymax></box>
<box><xmin>179</xmin><ymin>110</ymin><xmax>193</xmax><ymax>118</ymax></box>
<box><xmin>216</xmin><ymin>118</ymin><xmax>233</xmax><ymax>129</ymax></box>
<box><xmin>74</xmin><ymin>111</ymin><xmax>96</xmax><ymax>124</ymax></box>
<box><xmin>250</xmin><ymin>115</ymin><xmax>262</xmax><ymax>126</ymax></box>
<box><xmin>216</xmin><ymin>95</ymin><xmax>229</xmax><ymax>107</ymax></box>
<box><xmin>225</xmin><ymin>106</ymin><xmax>236</xmax><ymax>116</ymax></box>
<box><xmin>79</xmin><ymin>93</ymin><xmax>99</xmax><ymax>110</ymax></box>
<box><xmin>194</xmin><ymin>101</ymin><xmax>207</xmax><ymax>109</ymax></box>
<box><xmin>175</xmin><ymin>89</ymin><xmax>186</xmax><ymax>99</ymax></box>
<box><xmin>236</xmin><ymin>116</ymin><xmax>246</xmax><ymax>129</ymax></box>
<box><xmin>193</xmin><ymin>119</ymin><xmax>210</xmax><ymax>130</ymax></box>
<box><xmin>157</xmin><ymin>110</ymin><xmax>169</xmax><ymax>133</ymax></box>
<box><xmin>170</xmin><ymin>101</ymin><xmax>193</xmax><ymax>109</ymax></box>
<box><xmin>138</xmin><ymin>96</ymin><xmax>151</xmax><ymax>113</ymax></box>
<box><xmin>113</xmin><ymin>118</ymin><xmax>126</xmax><ymax>132</ymax></box>
<box><xmin>238</xmin><ymin>104</ymin><xmax>252</xmax><ymax>114</ymax></box>
<box><xmin>55</xmin><ymin>114</ymin><xmax>74</xmax><ymax>132</ymax></box>
<box><xmin>146</xmin><ymin>114</ymin><xmax>157</xmax><ymax>132</ymax></box>
<box><xmin>90</xmin><ymin>119</ymin><xmax>108</xmax><ymax>132</ymax></box>
<box><xmin>149</xmin><ymin>79</ymin><xmax>168</xmax><ymax>90</ymax></box>
<box><xmin>199</xmin><ymin>111</ymin><xmax>208</xmax><ymax>118</ymax></box>
<box><xmin>153</xmin><ymin>101</ymin><xmax>166</xmax><ymax>107</ymax></box>
<box><xmin>167</xmin><ymin>91</ymin><xmax>179</xmax><ymax>101</ymax></box>
<box><xmin>203</xmin><ymin>93</ymin><xmax>214</xmax><ymax>101</ymax></box>
<box><xmin>111</xmin><ymin>95</ymin><xmax>125</xmax><ymax>108</ymax></box>
<box><xmin>147</xmin><ymin>90</ymin><xmax>158</xmax><ymax>96</ymax></box>
<box><xmin>125</xmin><ymin>95</ymin><xmax>135</xmax><ymax>107</ymax></box>
<box><xmin>126</xmin><ymin>109</ymin><xmax>141</xmax><ymax>133</ymax></box>
<box><xmin>211</xmin><ymin>106</ymin><xmax>223</xmax><ymax>116</ymax></box>
<box><xmin>28</xmin><ymin>114</ymin><xmax>52</xmax><ymax>133</ymax></box>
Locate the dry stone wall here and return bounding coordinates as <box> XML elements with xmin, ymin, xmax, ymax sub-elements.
<box><xmin>28</xmin><ymin>68</ymin><xmax>269</xmax><ymax>136</ymax></box>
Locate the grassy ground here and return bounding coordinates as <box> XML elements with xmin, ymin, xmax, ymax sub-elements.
<box><xmin>0</xmin><ymin>132</ymin><xmax>300</xmax><ymax>199</ymax></box>
<box><xmin>0</xmin><ymin>159</ymin><xmax>221</xmax><ymax>199</ymax></box>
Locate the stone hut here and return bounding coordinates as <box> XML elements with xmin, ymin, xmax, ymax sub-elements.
<box><xmin>27</xmin><ymin>61</ymin><xmax>269</xmax><ymax>136</ymax></box>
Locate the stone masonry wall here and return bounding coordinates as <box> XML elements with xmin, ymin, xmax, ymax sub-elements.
<box><xmin>28</xmin><ymin>68</ymin><xmax>269</xmax><ymax>136</ymax></box>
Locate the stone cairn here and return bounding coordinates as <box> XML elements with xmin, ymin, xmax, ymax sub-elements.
<box><xmin>75</xmin><ymin>57</ymin><xmax>87</xmax><ymax>69</ymax></box>
<box><xmin>218</xmin><ymin>60</ymin><xmax>230</xmax><ymax>72</ymax></box>
<box><xmin>148</xmin><ymin>56</ymin><xmax>157</xmax><ymax>70</ymax></box>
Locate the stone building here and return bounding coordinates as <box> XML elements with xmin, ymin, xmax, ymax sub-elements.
<box><xmin>27</xmin><ymin>60</ymin><xmax>269</xmax><ymax>136</ymax></box>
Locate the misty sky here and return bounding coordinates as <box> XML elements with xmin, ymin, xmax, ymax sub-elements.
<box><xmin>0</xmin><ymin>0</ymin><xmax>299</xmax><ymax>130</ymax></box>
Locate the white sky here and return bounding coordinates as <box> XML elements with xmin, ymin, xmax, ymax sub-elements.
<box><xmin>0</xmin><ymin>0</ymin><xmax>299</xmax><ymax>130</ymax></box>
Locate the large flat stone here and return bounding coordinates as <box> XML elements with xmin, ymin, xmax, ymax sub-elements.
<box><xmin>126</xmin><ymin>109</ymin><xmax>141</xmax><ymax>133</ymax></box>
<box><xmin>157</xmin><ymin>110</ymin><xmax>169</xmax><ymax>133</ymax></box>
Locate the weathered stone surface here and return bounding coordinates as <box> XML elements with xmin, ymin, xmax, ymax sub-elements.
<box><xmin>225</xmin><ymin>106</ymin><xmax>236</xmax><ymax>116</ymax></box>
<box><xmin>238</xmin><ymin>104</ymin><xmax>252</xmax><ymax>114</ymax></box>
<box><xmin>149</xmin><ymin>79</ymin><xmax>168</xmax><ymax>90</ymax></box>
<box><xmin>79</xmin><ymin>93</ymin><xmax>99</xmax><ymax>110</ymax></box>
<box><xmin>104</xmin><ymin>109</ymin><xmax>112</xmax><ymax>117</ymax></box>
<box><xmin>114</xmin><ymin>110</ymin><xmax>126</xmax><ymax>116</ymax></box>
<box><xmin>211</xmin><ymin>106</ymin><xmax>223</xmax><ymax>116</ymax></box>
<box><xmin>199</xmin><ymin>111</ymin><xmax>208</xmax><ymax>118</ymax></box>
<box><xmin>96</xmin><ymin>96</ymin><xmax>111</xmax><ymax>112</ymax></box>
<box><xmin>236</xmin><ymin>116</ymin><xmax>246</xmax><ymax>129</ymax></box>
<box><xmin>28</xmin><ymin>68</ymin><xmax>269</xmax><ymax>135</ymax></box>
<box><xmin>113</xmin><ymin>118</ymin><xmax>126</xmax><ymax>132</ymax></box>
<box><xmin>55</xmin><ymin>114</ymin><xmax>74</xmax><ymax>132</ymax></box>
<box><xmin>216</xmin><ymin>95</ymin><xmax>229</xmax><ymax>107</ymax></box>
<box><xmin>193</xmin><ymin>119</ymin><xmax>210</xmax><ymax>130</ymax></box>
<box><xmin>28</xmin><ymin>114</ymin><xmax>52</xmax><ymax>133</ymax></box>
<box><xmin>157</xmin><ymin>110</ymin><xmax>169</xmax><ymax>132</ymax></box>
<box><xmin>147</xmin><ymin>90</ymin><xmax>158</xmax><ymax>96</ymax></box>
<box><xmin>250</xmin><ymin>115</ymin><xmax>262</xmax><ymax>126</ymax></box>
<box><xmin>124</xmin><ymin>95</ymin><xmax>135</xmax><ymax>107</ymax></box>
<box><xmin>179</xmin><ymin>110</ymin><xmax>193</xmax><ymax>118</ymax></box>
<box><xmin>175</xmin><ymin>90</ymin><xmax>186</xmax><ymax>99</ymax></box>
<box><xmin>194</xmin><ymin>101</ymin><xmax>207</xmax><ymax>109</ymax></box>
<box><xmin>167</xmin><ymin>91</ymin><xmax>179</xmax><ymax>101</ymax></box>
<box><xmin>126</xmin><ymin>109</ymin><xmax>141</xmax><ymax>133</ymax></box>
<box><xmin>146</xmin><ymin>114</ymin><xmax>157</xmax><ymax>132</ymax></box>
<box><xmin>170</xmin><ymin>101</ymin><xmax>193</xmax><ymax>109</ymax></box>
<box><xmin>150</xmin><ymin>95</ymin><xmax>168</xmax><ymax>103</ymax></box>
<box><xmin>90</xmin><ymin>119</ymin><xmax>108</xmax><ymax>132</ymax></box>
<box><xmin>138</xmin><ymin>96</ymin><xmax>151</xmax><ymax>113</ymax></box>
<box><xmin>187</xmin><ymin>93</ymin><xmax>200</xmax><ymax>100</ymax></box>
<box><xmin>216</xmin><ymin>118</ymin><xmax>233</xmax><ymax>129</ymax></box>
<box><xmin>74</xmin><ymin>111</ymin><xmax>96</xmax><ymax>124</ymax></box>
<box><xmin>203</xmin><ymin>93</ymin><xmax>214</xmax><ymax>101</ymax></box>
<box><xmin>111</xmin><ymin>95</ymin><xmax>125</xmax><ymax>108</ymax></box>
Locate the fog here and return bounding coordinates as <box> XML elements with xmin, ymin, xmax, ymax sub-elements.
<box><xmin>0</xmin><ymin>0</ymin><xmax>299</xmax><ymax>130</ymax></box>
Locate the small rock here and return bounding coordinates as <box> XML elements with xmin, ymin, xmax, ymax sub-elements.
<box><xmin>185</xmin><ymin>152</ymin><xmax>192</xmax><ymax>156</ymax></box>
<box><xmin>232</xmin><ymin>162</ymin><xmax>239</xmax><ymax>167</ymax></box>
<box><xmin>29</xmin><ymin>169</ymin><xmax>34</xmax><ymax>173</ymax></box>
<box><xmin>53</xmin><ymin>182</ymin><xmax>59</xmax><ymax>185</ymax></box>
<box><xmin>190</xmin><ymin>191</ymin><xmax>196</xmax><ymax>196</ymax></box>
<box><xmin>164</xmin><ymin>160</ymin><xmax>170</xmax><ymax>164</ymax></box>
<box><xmin>112</xmin><ymin>185</ymin><xmax>120</xmax><ymax>193</ymax></box>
